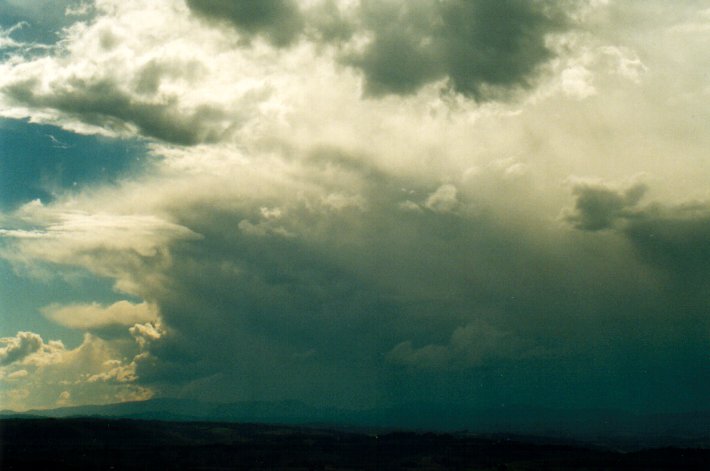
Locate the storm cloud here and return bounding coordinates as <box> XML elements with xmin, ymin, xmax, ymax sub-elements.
<box><xmin>0</xmin><ymin>0</ymin><xmax>709</xmax><ymax>414</ymax></box>
<box><xmin>184</xmin><ymin>0</ymin><xmax>575</xmax><ymax>100</ymax></box>
<box><xmin>348</xmin><ymin>0</ymin><xmax>569</xmax><ymax>99</ymax></box>
<box><xmin>568</xmin><ymin>181</ymin><xmax>710</xmax><ymax>281</ymax></box>
<box><xmin>565</xmin><ymin>181</ymin><xmax>648</xmax><ymax>231</ymax></box>
<box><xmin>186</xmin><ymin>0</ymin><xmax>305</xmax><ymax>46</ymax></box>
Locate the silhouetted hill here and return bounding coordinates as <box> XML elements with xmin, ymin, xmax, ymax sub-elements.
<box><xmin>3</xmin><ymin>399</ymin><xmax>709</xmax><ymax>450</ymax></box>
<box><xmin>1</xmin><ymin>418</ymin><xmax>708</xmax><ymax>470</ymax></box>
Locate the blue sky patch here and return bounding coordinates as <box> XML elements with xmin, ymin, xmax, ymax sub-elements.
<box><xmin>0</xmin><ymin>118</ymin><xmax>151</xmax><ymax>211</ymax></box>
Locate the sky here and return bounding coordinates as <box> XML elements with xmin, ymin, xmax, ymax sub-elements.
<box><xmin>0</xmin><ymin>0</ymin><xmax>708</xmax><ymax>414</ymax></box>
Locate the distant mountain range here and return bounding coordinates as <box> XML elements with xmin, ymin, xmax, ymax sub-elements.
<box><xmin>3</xmin><ymin>398</ymin><xmax>709</xmax><ymax>449</ymax></box>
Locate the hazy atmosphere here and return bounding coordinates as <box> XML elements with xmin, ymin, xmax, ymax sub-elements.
<box><xmin>0</xmin><ymin>0</ymin><xmax>709</xmax><ymax>417</ymax></box>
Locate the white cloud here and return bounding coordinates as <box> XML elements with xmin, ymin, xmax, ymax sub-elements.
<box><xmin>1</xmin><ymin>200</ymin><xmax>199</xmax><ymax>295</ymax></box>
<box><xmin>86</xmin><ymin>359</ymin><xmax>138</xmax><ymax>384</ymax></box>
<box><xmin>669</xmin><ymin>7</ymin><xmax>710</xmax><ymax>33</ymax></box>
<box><xmin>42</xmin><ymin>301</ymin><xmax>158</xmax><ymax>330</ymax></box>
<box><xmin>7</xmin><ymin>369</ymin><xmax>29</xmax><ymax>380</ymax></box>
<box><xmin>129</xmin><ymin>321</ymin><xmax>164</xmax><ymax>350</ymax></box>
<box><xmin>561</xmin><ymin>65</ymin><xmax>596</xmax><ymax>99</ymax></box>
<box><xmin>425</xmin><ymin>184</ymin><xmax>458</xmax><ymax>213</ymax></box>
<box><xmin>65</xmin><ymin>2</ymin><xmax>93</xmax><ymax>17</ymax></box>
<box><xmin>56</xmin><ymin>390</ymin><xmax>71</xmax><ymax>406</ymax></box>
<box><xmin>0</xmin><ymin>22</ymin><xmax>27</xmax><ymax>49</ymax></box>
<box><xmin>0</xmin><ymin>331</ymin><xmax>152</xmax><ymax>411</ymax></box>
<box><xmin>0</xmin><ymin>0</ymin><xmax>272</xmax><ymax>143</ymax></box>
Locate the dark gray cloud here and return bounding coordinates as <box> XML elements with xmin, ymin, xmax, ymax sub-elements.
<box><xmin>0</xmin><ymin>331</ymin><xmax>43</xmax><ymax>365</ymax></box>
<box><xmin>624</xmin><ymin>202</ymin><xmax>710</xmax><ymax>279</ymax></box>
<box><xmin>565</xmin><ymin>181</ymin><xmax>647</xmax><ymax>231</ymax></box>
<box><xmin>184</xmin><ymin>0</ymin><xmax>573</xmax><ymax>100</ymax></box>
<box><xmin>3</xmin><ymin>142</ymin><xmax>710</xmax><ymax>411</ymax></box>
<box><xmin>304</xmin><ymin>0</ymin><xmax>356</xmax><ymax>43</ymax></box>
<box><xmin>186</xmin><ymin>0</ymin><xmax>305</xmax><ymax>47</ymax></box>
<box><xmin>185</xmin><ymin>0</ymin><xmax>355</xmax><ymax>46</ymax></box>
<box><xmin>348</xmin><ymin>0</ymin><xmax>569</xmax><ymax>99</ymax></box>
<box><xmin>345</xmin><ymin>1</ymin><xmax>441</xmax><ymax>95</ymax></box>
<box><xmin>567</xmin><ymin>181</ymin><xmax>710</xmax><ymax>279</ymax></box>
<box><xmin>115</xmin><ymin>156</ymin><xmax>710</xmax><ymax>411</ymax></box>
<box><xmin>386</xmin><ymin>320</ymin><xmax>521</xmax><ymax>370</ymax></box>
<box><xmin>4</xmin><ymin>77</ymin><xmax>232</xmax><ymax>145</ymax></box>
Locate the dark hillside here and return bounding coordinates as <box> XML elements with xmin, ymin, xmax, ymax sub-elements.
<box><xmin>1</xmin><ymin>418</ymin><xmax>708</xmax><ymax>470</ymax></box>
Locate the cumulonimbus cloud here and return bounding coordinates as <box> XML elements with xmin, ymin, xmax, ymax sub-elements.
<box><xmin>0</xmin><ymin>0</ymin><xmax>709</xmax><ymax>412</ymax></box>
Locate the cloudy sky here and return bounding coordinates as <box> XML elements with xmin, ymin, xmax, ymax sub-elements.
<box><xmin>0</xmin><ymin>0</ymin><xmax>708</xmax><ymax>414</ymax></box>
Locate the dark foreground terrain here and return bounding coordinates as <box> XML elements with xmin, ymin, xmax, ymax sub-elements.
<box><xmin>1</xmin><ymin>418</ymin><xmax>708</xmax><ymax>470</ymax></box>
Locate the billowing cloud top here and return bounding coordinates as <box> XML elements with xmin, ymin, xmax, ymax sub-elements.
<box><xmin>0</xmin><ymin>0</ymin><xmax>709</xmax><ymax>414</ymax></box>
